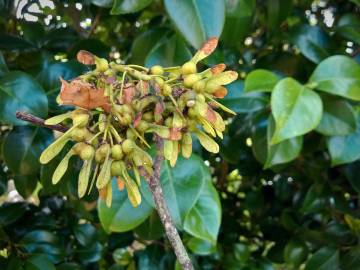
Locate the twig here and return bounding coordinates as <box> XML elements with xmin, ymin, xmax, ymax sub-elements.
<box><xmin>16</xmin><ymin>112</ymin><xmax>194</xmax><ymax>270</ymax></box>
<box><xmin>15</xmin><ymin>111</ymin><xmax>68</xmax><ymax>133</ymax></box>
<box><xmin>148</xmin><ymin>136</ymin><xmax>194</xmax><ymax>270</ymax></box>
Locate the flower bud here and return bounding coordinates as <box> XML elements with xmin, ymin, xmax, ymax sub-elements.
<box><xmin>181</xmin><ymin>61</ymin><xmax>197</xmax><ymax>75</ymax></box>
<box><xmin>162</xmin><ymin>84</ymin><xmax>172</xmax><ymax>96</ymax></box>
<box><xmin>183</xmin><ymin>74</ymin><xmax>201</xmax><ymax>88</ymax></box>
<box><xmin>193</xmin><ymin>80</ymin><xmax>206</xmax><ymax>92</ymax></box>
<box><xmin>72</xmin><ymin>113</ymin><xmax>89</xmax><ymax>128</ymax></box>
<box><xmin>136</xmin><ymin>120</ymin><xmax>149</xmax><ymax>132</ymax></box>
<box><xmin>95</xmin><ymin>143</ymin><xmax>110</xmax><ymax>163</ymax></box>
<box><xmin>95</xmin><ymin>57</ymin><xmax>109</xmax><ymax>72</ymax></box>
<box><xmin>71</xmin><ymin>127</ymin><xmax>91</xmax><ymax>142</ymax></box>
<box><xmin>122</xmin><ymin>139</ymin><xmax>134</xmax><ymax>154</ymax></box>
<box><xmin>79</xmin><ymin>144</ymin><xmax>95</xmax><ymax>160</ymax></box>
<box><xmin>111</xmin><ymin>161</ymin><xmax>122</xmax><ymax>176</ymax></box>
<box><xmin>111</xmin><ymin>144</ymin><xmax>123</xmax><ymax>160</ymax></box>
<box><xmin>150</xmin><ymin>65</ymin><xmax>164</xmax><ymax>75</ymax></box>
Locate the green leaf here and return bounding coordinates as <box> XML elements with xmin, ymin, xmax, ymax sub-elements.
<box><xmin>289</xmin><ymin>25</ymin><xmax>331</xmax><ymax>63</ymax></box>
<box><xmin>315</xmin><ymin>96</ymin><xmax>357</xmax><ymax>136</ymax></box>
<box><xmin>336</xmin><ymin>13</ymin><xmax>360</xmax><ymax>44</ymax></box>
<box><xmin>284</xmin><ymin>240</ymin><xmax>308</xmax><ymax>268</ymax></box>
<box><xmin>0</xmin><ymin>51</ymin><xmax>9</xmax><ymax>77</ymax></box>
<box><xmin>130</xmin><ymin>27</ymin><xmax>169</xmax><ymax>65</ymax></box>
<box><xmin>21</xmin><ymin>230</ymin><xmax>65</xmax><ymax>264</ymax></box>
<box><xmin>305</xmin><ymin>247</ymin><xmax>339</xmax><ymax>270</ymax></box>
<box><xmin>0</xmin><ymin>34</ymin><xmax>35</xmax><ymax>51</ymax></box>
<box><xmin>24</xmin><ymin>255</ymin><xmax>55</xmax><ymax>270</ymax></box>
<box><xmin>0</xmin><ymin>71</ymin><xmax>48</xmax><ymax>125</ymax></box>
<box><xmin>73</xmin><ymin>224</ymin><xmax>97</xmax><ymax>246</ymax></box>
<box><xmin>221</xmin><ymin>80</ymin><xmax>269</xmax><ymax>113</ymax></box>
<box><xmin>267</xmin><ymin>0</ymin><xmax>292</xmax><ymax>32</ymax></box>
<box><xmin>98</xmin><ymin>179</ymin><xmax>152</xmax><ymax>233</ymax></box>
<box><xmin>271</xmin><ymin>78</ymin><xmax>322</xmax><ymax>144</ymax></box>
<box><xmin>345</xmin><ymin>161</ymin><xmax>360</xmax><ymax>193</ymax></box>
<box><xmin>2</xmin><ymin>127</ymin><xmax>53</xmax><ymax>176</ymax></box>
<box><xmin>141</xmin><ymin>154</ymin><xmax>209</xmax><ymax>228</ymax></box>
<box><xmin>75</xmin><ymin>242</ymin><xmax>103</xmax><ymax>264</ymax></box>
<box><xmin>184</xmin><ymin>181</ymin><xmax>221</xmax><ymax>244</ymax></box>
<box><xmin>244</xmin><ymin>69</ymin><xmax>280</xmax><ymax>93</ymax></box>
<box><xmin>301</xmin><ymin>184</ymin><xmax>326</xmax><ymax>214</ymax></box>
<box><xmin>0</xmin><ymin>202</ymin><xmax>27</xmax><ymax>226</ymax></box>
<box><xmin>186</xmin><ymin>237</ymin><xmax>216</xmax><ymax>255</ymax></box>
<box><xmin>145</xmin><ymin>34</ymin><xmax>192</xmax><ymax>68</ymax></box>
<box><xmin>309</xmin><ymin>55</ymin><xmax>360</xmax><ymax>101</ymax></box>
<box><xmin>327</xmin><ymin>121</ymin><xmax>360</xmax><ymax>166</ymax></box>
<box><xmin>36</xmin><ymin>60</ymin><xmax>86</xmax><ymax>92</ymax></box>
<box><xmin>91</xmin><ymin>0</ymin><xmax>113</xmax><ymax>7</ymax></box>
<box><xmin>264</xmin><ymin>116</ymin><xmax>303</xmax><ymax>169</ymax></box>
<box><xmin>111</xmin><ymin>0</ymin><xmax>152</xmax><ymax>14</ymax></box>
<box><xmin>164</xmin><ymin>0</ymin><xmax>225</xmax><ymax>48</ymax></box>
<box><xmin>134</xmin><ymin>211</ymin><xmax>164</xmax><ymax>240</ymax></box>
<box><xmin>221</xmin><ymin>0</ymin><xmax>255</xmax><ymax>48</ymax></box>
<box><xmin>14</xmin><ymin>175</ymin><xmax>38</xmax><ymax>198</ymax></box>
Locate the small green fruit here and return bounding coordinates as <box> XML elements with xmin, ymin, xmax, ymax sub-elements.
<box><xmin>150</xmin><ymin>65</ymin><xmax>164</xmax><ymax>75</ymax></box>
<box><xmin>80</xmin><ymin>144</ymin><xmax>95</xmax><ymax>160</ymax></box>
<box><xmin>192</xmin><ymin>80</ymin><xmax>206</xmax><ymax>92</ymax></box>
<box><xmin>183</xmin><ymin>74</ymin><xmax>201</xmax><ymax>88</ymax></box>
<box><xmin>181</xmin><ymin>61</ymin><xmax>197</xmax><ymax>75</ymax></box>
<box><xmin>72</xmin><ymin>113</ymin><xmax>89</xmax><ymax>127</ymax></box>
<box><xmin>111</xmin><ymin>161</ymin><xmax>122</xmax><ymax>176</ymax></box>
<box><xmin>162</xmin><ymin>84</ymin><xmax>172</xmax><ymax>96</ymax></box>
<box><xmin>122</xmin><ymin>139</ymin><xmax>134</xmax><ymax>154</ymax></box>
<box><xmin>71</xmin><ymin>128</ymin><xmax>91</xmax><ymax>142</ymax></box>
<box><xmin>95</xmin><ymin>58</ymin><xmax>109</xmax><ymax>72</ymax></box>
<box><xmin>136</xmin><ymin>120</ymin><xmax>149</xmax><ymax>132</ymax></box>
<box><xmin>111</xmin><ymin>145</ymin><xmax>123</xmax><ymax>160</ymax></box>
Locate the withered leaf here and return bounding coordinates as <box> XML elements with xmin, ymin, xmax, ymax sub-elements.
<box><xmin>77</xmin><ymin>50</ymin><xmax>95</xmax><ymax>65</ymax></box>
<box><xmin>60</xmin><ymin>78</ymin><xmax>111</xmax><ymax>112</ymax></box>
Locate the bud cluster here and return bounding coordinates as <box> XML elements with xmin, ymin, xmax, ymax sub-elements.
<box><xmin>39</xmin><ymin>38</ymin><xmax>237</xmax><ymax>207</ymax></box>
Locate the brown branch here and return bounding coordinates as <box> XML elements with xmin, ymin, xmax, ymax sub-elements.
<box><xmin>15</xmin><ymin>111</ymin><xmax>68</xmax><ymax>133</ymax></box>
<box><xmin>16</xmin><ymin>112</ymin><xmax>194</xmax><ymax>269</ymax></box>
<box><xmin>148</xmin><ymin>137</ymin><xmax>194</xmax><ymax>270</ymax></box>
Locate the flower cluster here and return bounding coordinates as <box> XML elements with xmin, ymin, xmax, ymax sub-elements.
<box><xmin>39</xmin><ymin>38</ymin><xmax>237</xmax><ymax>207</ymax></box>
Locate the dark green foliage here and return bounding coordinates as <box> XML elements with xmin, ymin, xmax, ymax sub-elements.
<box><xmin>0</xmin><ymin>0</ymin><xmax>359</xmax><ymax>269</ymax></box>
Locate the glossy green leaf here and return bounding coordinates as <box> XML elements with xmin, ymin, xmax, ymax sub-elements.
<box><xmin>0</xmin><ymin>34</ymin><xmax>35</xmax><ymax>51</ymax></box>
<box><xmin>221</xmin><ymin>80</ymin><xmax>269</xmax><ymax>113</ymax></box>
<box><xmin>327</xmin><ymin>121</ymin><xmax>360</xmax><ymax>166</ymax></box>
<box><xmin>184</xmin><ymin>181</ymin><xmax>221</xmax><ymax>244</ymax></box>
<box><xmin>0</xmin><ymin>71</ymin><xmax>48</xmax><ymax>125</ymax></box>
<box><xmin>130</xmin><ymin>27</ymin><xmax>169</xmax><ymax>65</ymax></box>
<box><xmin>2</xmin><ymin>127</ymin><xmax>53</xmax><ymax>176</ymax></box>
<box><xmin>91</xmin><ymin>0</ymin><xmax>113</xmax><ymax>7</ymax></box>
<box><xmin>141</xmin><ymin>154</ymin><xmax>209</xmax><ymax>228</ymax></box>
<box><xmin>305</xmin><ymin>247</ymin><xmax>339</xmax><ymax>270</ymax></box>
<box><xmin>145</xmin><ymin>34</ymin><xmax>191</xmax><ymax>68</ymax></box>
<box><xmin>264</xmin><ymin>116</ymin><xmax>303</xmax><ymax>169</ymax></box>
<box><xmin>134</xmin><ymin>211</ymin><xmax>164</xmax><ymax>240</ymax></box>
<box><xmin>36</xmin><ymin>60</ymin><xmax>86</xmax><ymax>92</ymax></box>
<box><xmin>21</xmin><ymin>230</ymin><xmax>65</xmax><ymax>264</ymax></box>
<box><xmin>164</xmin><ymin>0</ymin><xmax>225</xmax><ymax>48</ymax></box>
<box><xmin>289</xmin><ymin>25</ymin><xmax>331</xmax><ymax>63</ymax></box>
<box><xmin>186</xmin><ymin>237</ymin><xmax>216</xmax><ymax>255</ymax></box>
<box><xmin>309</xmin><ymin>55</ymin><xmax>360</xmax><ymax>101</ymax></box>
<box><xmin>13</xmin><ymin>175</ymin><xmax>38</xmax><ymax>198</ymax></box>
<box><xmin>75</xmin><ymin>242</ymin><xmax>103</xmax><ymax>264</ymax></box>
<box><xmin>73</xmin><ymin>224</ymin><xmax>97</xmax><ymax>246</ymax></box>
<box><xmin>221</xmin><ymin>0</ymin><xmax>255</xmax><ymax>48</ymax></box>
<box><xmin>271</xmin><ymin>78</ymin><xmax>322</xmax><ymax>144</ymax></box>
<box><xmin>0</xmin><ymin>51</ymin><xmax>9</xmax><ymax>77</ymax></box>
<box><xmin>24</xmin><ymin>255</ymin><xmax>55</xmax><ymax>270</ymax></box>
<box><xmin>267</xmin><ymin>0</ymin><xmax>292</xmax><ymax>32</ymax></box>
<box><xmin>336</xmin><ymin>13</ymin><xmax>360</xmax><ymax>44</ymax></box>
<box><xmin>315</xmin><ymin>96</ymin><xmax>357</xmax><ymax>136</ymax></box>
<box><xmin>0</xmin><ymin>202</ymin><xmax>27</xmax><ymax>226</ymax></box>
<box><xmin>111</xmin><ymin>0</ymin><xmax>152</xmax><ymax>14</ymax></box>
<box><xmin>301</xmin><ymin>184</ymin><xmax>326</xmax><ymax>214</ymax></box>
<box><xmin>98</xmin><ymin>179</ymin><xmax>152</xmax><ymax>233</ymax></box>
<box><xmin>244</xmin><ymin>69</ymin><xmax>280</xmax><ymax>92</ymax></box>
<box><xmin>284</xmin><ymin>240</ymin><xmax>308</xmax><ymax>268</ymax></box>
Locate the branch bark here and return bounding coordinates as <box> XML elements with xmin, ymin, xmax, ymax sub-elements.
<box><xmin>149</xmin><ymin>137</ymin><xmax>194</xmax><ymax>270</ymax></box>
<box><xmin>16</xmin><ymin>112</ymin><xmax>194</xmax><ymax>270</ymax></box>
<box><xmin>15</xmin><ymin>111</ymin><xmax>68</xmax><ymax>132</ymax></box>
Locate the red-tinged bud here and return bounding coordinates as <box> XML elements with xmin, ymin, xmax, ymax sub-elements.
<box><xmin>77</xmin><ymin>50</ymin><xmax>95</xmax><ymax>65</ymax></box>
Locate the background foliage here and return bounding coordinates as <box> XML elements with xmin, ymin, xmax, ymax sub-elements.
<box><xmin>0</xmin><ymin>0</ymin><xmax>360</xmax><ymax>269</ymax></box>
